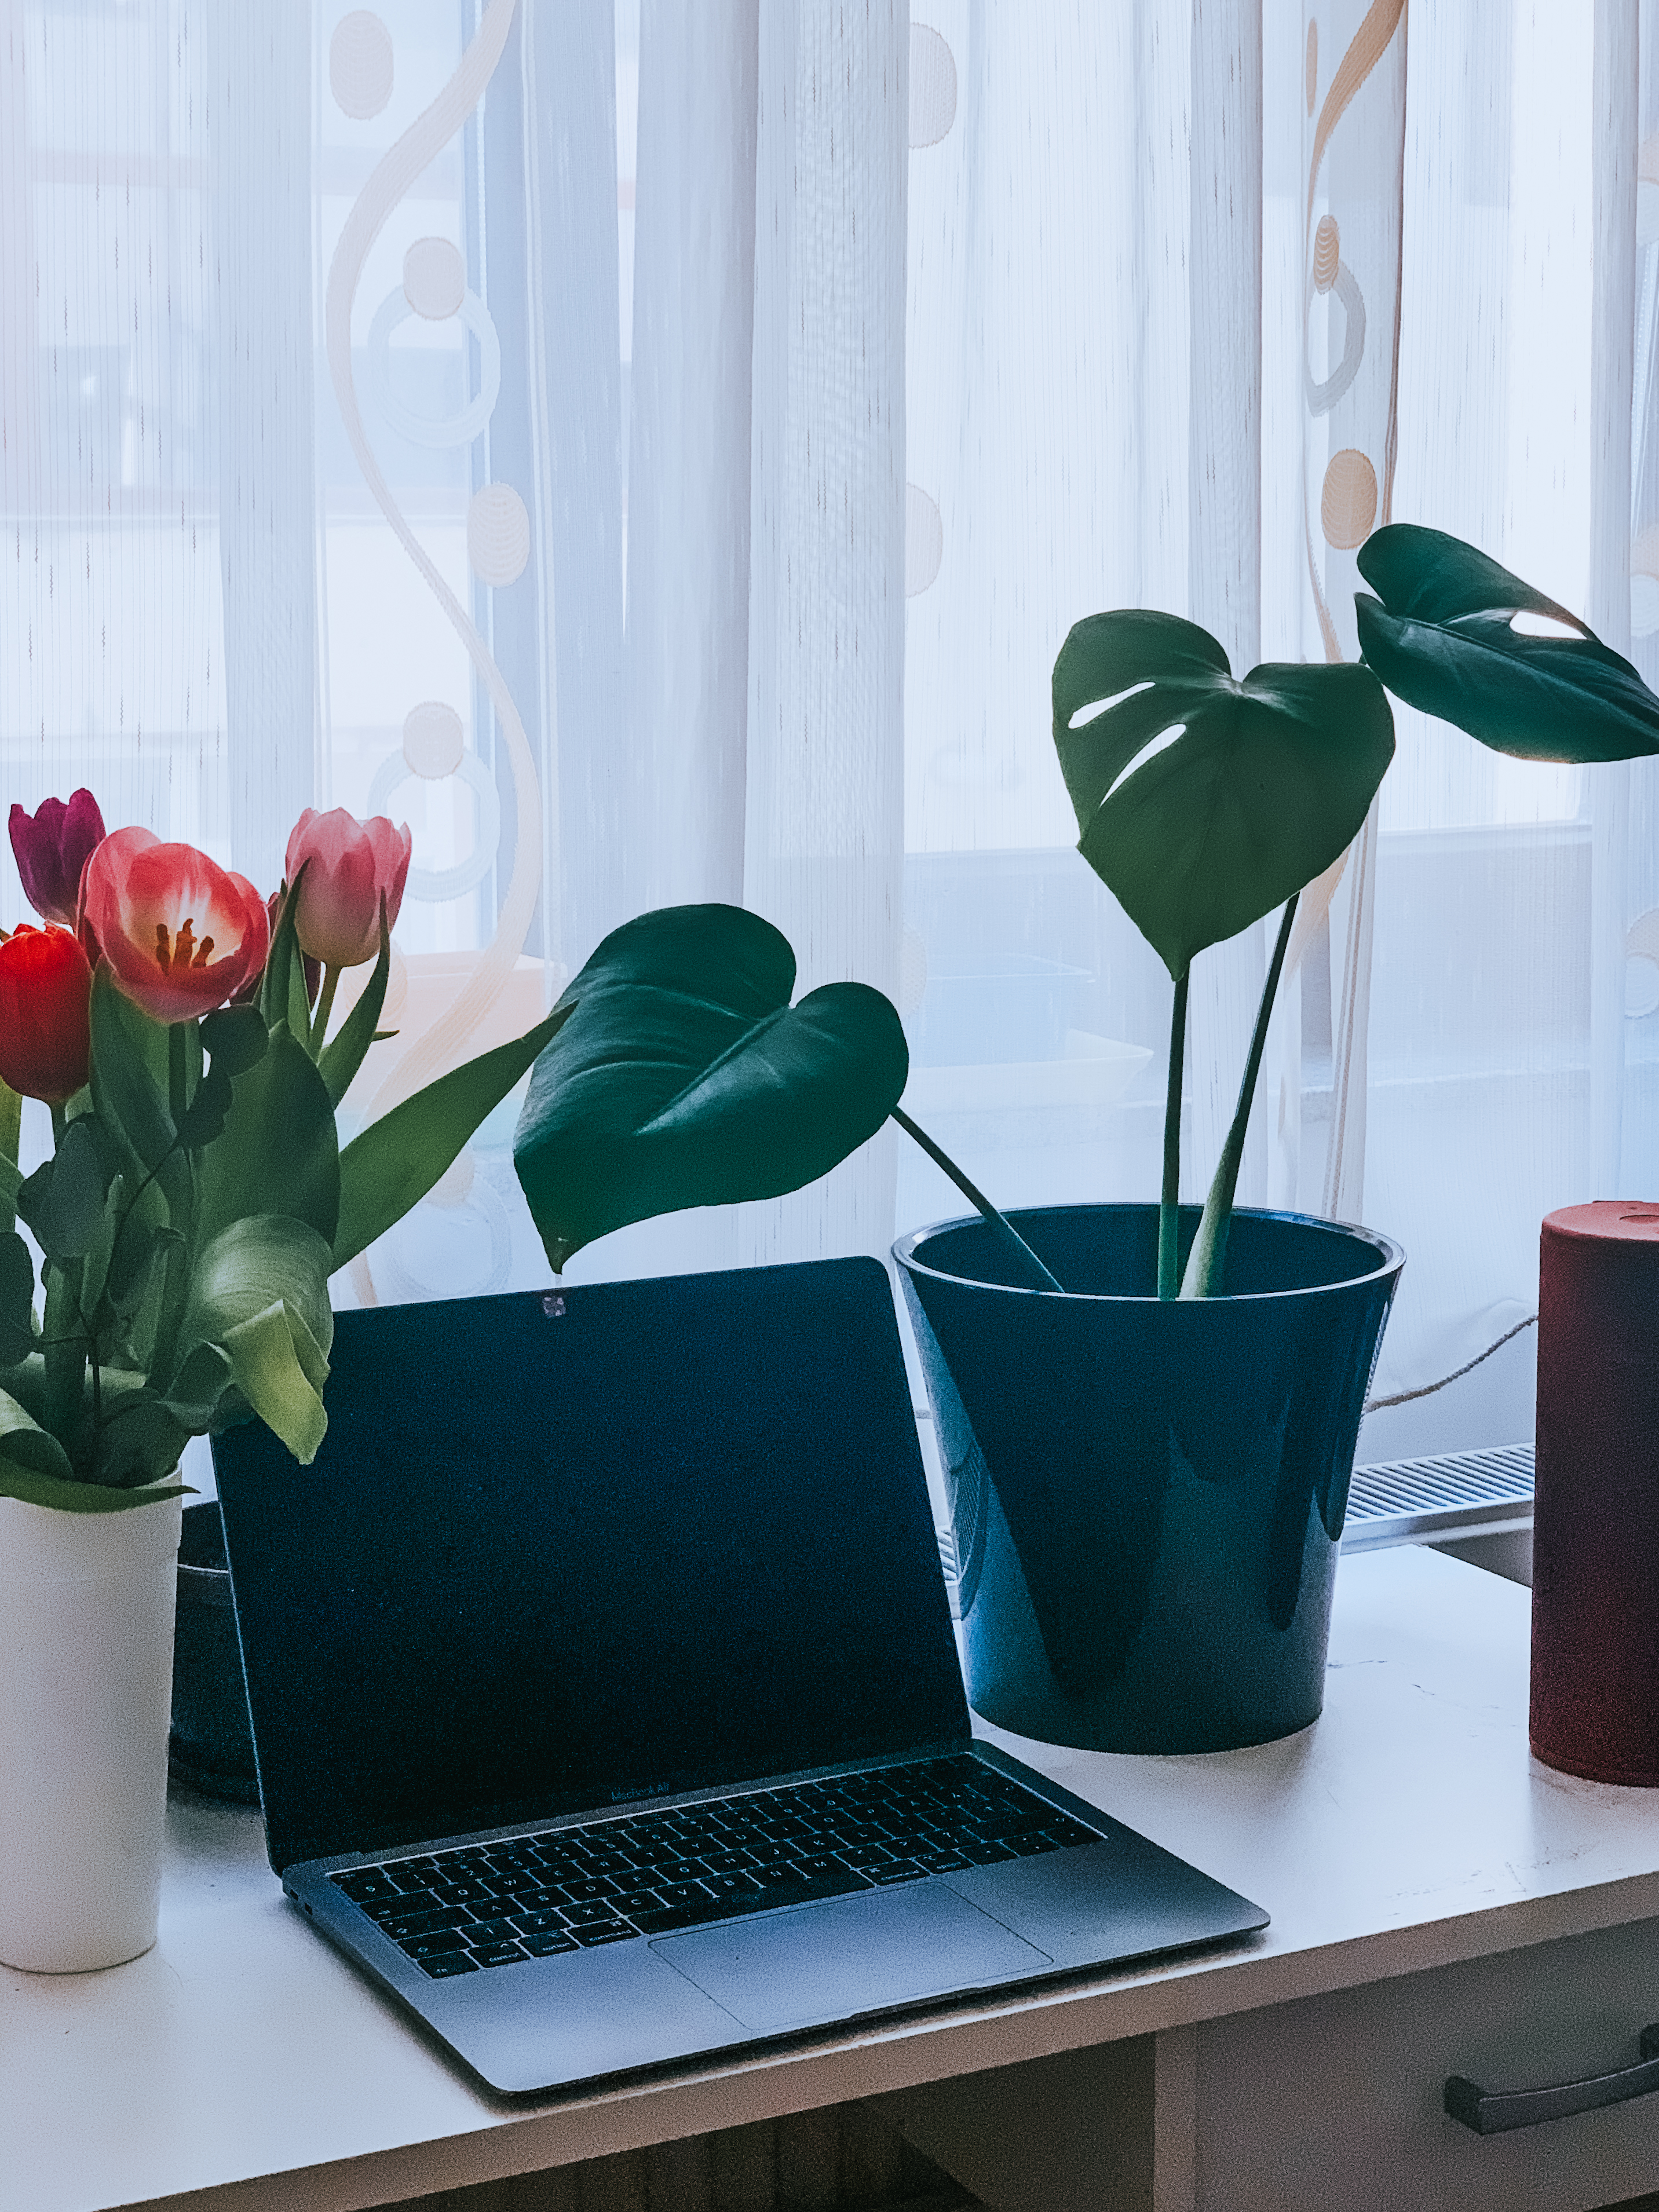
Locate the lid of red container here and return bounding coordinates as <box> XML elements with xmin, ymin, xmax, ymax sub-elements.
<box><xmin>1543</xmin><ymin>1200</ymin><xmax>1659</xmax><ymax>1242</ymax></box>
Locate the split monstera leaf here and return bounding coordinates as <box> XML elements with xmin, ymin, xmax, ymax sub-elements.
<box><xmin>1052</xmin><ymin>618</ymin><xmax>1394</xmax><ymax>1299</ymax></box>
<box><xmin>513</xmin><ymin>527</ymin><xmax>1659</xmax><ymax>1300</ymax></box>
<box><xmin>1054</xmin><ymin>525</ymin><xmax>1659</xmax><ymax>1298</ymax></box>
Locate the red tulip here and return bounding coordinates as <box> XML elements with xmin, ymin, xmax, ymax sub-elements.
<box><xmin>0</xmin><ymin>925</ymin><xmax>93</xmax><ymax>1101</ymax></box>
<box><xmin>9</xmin><ymin>789</ymin><xmax>106</xmax><ymax>927</ymax></box>
<box><xmin>80</xmin><ymin>828</ymin><xmax>269</xmax><ymax>1023</ymax></box>
<box><xmin>283</xmin><ymin>808</ymin><xmax>412</xmax><ymax>969</ymax></box>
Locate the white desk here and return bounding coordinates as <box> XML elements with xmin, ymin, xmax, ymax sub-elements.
<box><xmin>6</xmin><ymin>1548</ymin><xmax>1659</xmax><ymax>2212</ymax></box>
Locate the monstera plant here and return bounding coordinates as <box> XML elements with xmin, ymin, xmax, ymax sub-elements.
<box><xmin>512</xmin><ymin>527</ymin><xmax>1659</xmax><ymax>1298</ymax></box>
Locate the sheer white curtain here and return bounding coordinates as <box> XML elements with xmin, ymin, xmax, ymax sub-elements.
<box><xmin>5</xmin><ymin>0</ymin><xmax>1657</xmax><ymax>1465</ymax></box>
<box><xmin>1</xmin><ymin>0</ymin><xmax>906</xmax><ymax>1305</ymax></box>
<box><xmin>901</xmin><ymin>0</ymin><xmax>1658</xmax><ymax>1464</ymax></box>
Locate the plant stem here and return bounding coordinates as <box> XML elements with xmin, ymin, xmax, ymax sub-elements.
<box><xmin>890</xmin><ymin>1106</ymin><xmax>1065</xmax><ymax>1293</ymax></box>
<box><xmin>1158</xmin><ymin>968</ymin><xmax>1190</xmax><ymax>1300</ymax></box>
<box><xmin>169</xmin><ymin>1021</ymin><xmax>189</xmax><ymax>1124</ymax></box>
<box><xmin>0</xmin><ymin>1081</ymin><xmax>20</xmax><ymax>1237</ymax></box>
<box><xmin>1179</xmin><ymin>893</ymin><xmax>1299</xmax><ymax>1301</ymax></box>
<box><xmin>41</xmin><ymin>1260</ymin><xmax>86</xmax><ymax>1449</ymax></box>
<box><xmin>310</xmin><ymin>965</ymin><xmax>341</xmax><ymax>1054</ymax></box>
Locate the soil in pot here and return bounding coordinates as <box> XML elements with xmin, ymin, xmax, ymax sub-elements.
<box><xmin>894</xmin><ymin>1204</ymin><xmax>1402</xmax><ymax>1754</ymax></box>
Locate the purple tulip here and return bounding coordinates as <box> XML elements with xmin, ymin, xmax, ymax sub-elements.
<box><xmin>9</xmin><ymin>789</ymin><xmax>107</xmax><ymax>927</ymax></box>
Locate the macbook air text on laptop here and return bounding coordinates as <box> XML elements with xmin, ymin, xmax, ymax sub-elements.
<box><xmin>211</xmin><ymin>1257</ymin><xmax>1267</xmax><ymax>2097</ymax></box>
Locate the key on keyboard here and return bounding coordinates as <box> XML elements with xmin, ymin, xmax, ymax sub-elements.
<box><xmin>327</xmin><ymin>1755</ymin><xmax>1103</xmax><ymax>1976</ymax></box>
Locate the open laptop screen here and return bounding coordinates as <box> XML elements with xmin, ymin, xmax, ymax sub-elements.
<box><xmin>213</xmin><ymin>1258</ymin><xmax>970</xmax><ymax>1874</ymax></box>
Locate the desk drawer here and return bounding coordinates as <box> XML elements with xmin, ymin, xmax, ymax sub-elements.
<box><xmin>1197</xmin><ymin>1918</ymin><xmax>1659</xmax><ymax>2212</ymax></box>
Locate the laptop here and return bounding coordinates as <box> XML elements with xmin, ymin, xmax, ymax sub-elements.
<box><xmin>211</xmin><ymin>1257</ymin><xmax>1267</xmax><ymax>2098</ymax></box>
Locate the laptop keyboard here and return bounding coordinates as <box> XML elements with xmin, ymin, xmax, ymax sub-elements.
<box><xmin>327</xmin><ymin>1755</ymin><xmax>1102</xmax><ymax>1979</ymax></box>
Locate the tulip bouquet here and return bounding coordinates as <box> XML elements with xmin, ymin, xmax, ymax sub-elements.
<box><xmin>0</xmin><ymin>794</ymin><xmax>564</xmax><ymax>1512</ymax></box>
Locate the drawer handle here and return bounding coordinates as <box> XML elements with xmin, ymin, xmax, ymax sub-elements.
<box><xmin>1445</xmin><ymin>2024</ymin><xmax>1659</xmax><ymax>2135</ymax></box>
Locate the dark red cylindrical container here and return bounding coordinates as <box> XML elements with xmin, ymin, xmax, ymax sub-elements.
<box><xmin>1532</xmin><ymin>1201</ymin><xmax>1659</xmax><ymax>1784</ymax></box>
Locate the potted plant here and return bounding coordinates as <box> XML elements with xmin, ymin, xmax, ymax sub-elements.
<box><xmin>509</xmin><ymin>527</ymin><xmax>1659</xmax><ymax>1757</ymax></box>
<box><xmin>0</xmin><ymin>794</ymin><xmax>565</xmax><ymax>1972</ymax></box>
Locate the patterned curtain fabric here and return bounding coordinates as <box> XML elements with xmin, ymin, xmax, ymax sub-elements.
<box><xmin>902</xmin><ymin>0</ymin><xmax>1651</xmax><ymax>1463</ymax></box>
<box><xmin>2</xmin><ymin>0</ymin><xmax>1654</xmax><ymax>1462</ymax></box>
<box><xmin>1</xmin><ymin>0</ymin><xmax>907</xmax><ymax>1310</ymax></box>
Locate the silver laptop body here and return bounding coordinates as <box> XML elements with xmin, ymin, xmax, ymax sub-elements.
<box><xmin>213</xmin><ymin>1259</ymin><xmax>1267</xmax><ymax>2097</ymax></box>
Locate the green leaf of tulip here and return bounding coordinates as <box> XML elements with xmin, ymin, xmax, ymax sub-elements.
<box><xmin>0</xmin><ymin>1385</ymin><xmax>76</xmax><ymax>1487</ymax></box>
<box><xmin>76</xmin><ymin>1166</ymin><xmax>123</xmax><ymax>1319</ymax></box>
<box><xmin>165</xmin><ymin>1339</ymin><xmax>238</xmax><ymax>1427</ymax></box>
<box><xmin>193</xmin><ymin>1023</ymin><xmax>340</xmax><ymax>1253</ymax></box>
<box><xmin>15</xmin><ymin>1116</ymin><xmax>112</xmax><ymax>1263</ymax></box>
<box><xmin>331</xmin><ymin>1002</ymin><xmax>572</xmax><ymax>1270</ymax></box>
<box><xmin>0</xmin><ymin>1231</ymin><xmax>34</xmax><ymax>1367</ymax></box>
<box><xmin>261</xmin><ymin>866</ymin><xmax>311</xmax><ymax>1038</ymax></box>
<box><xmin>176</xmin><ymin>1064</ymin><xmax>234</xmax><ymax>1150</ymax></box>
<box><xmin>90</xmin><ymin>1392</ymin><xmax>194</xmax><ymax>1490</ymax></box>
<box><xmin>200</xmin><ymin>1004</ymin><xmax>271</xmax><ymax>1080</ymax></box>
<box><xmin>88</xmin><ymin>964</ymin><xmax>175</xmax><ymax>1175</ymax></box>
<box><xmin>512</xmin><ymin>905</ymin><xmax>911</xmax><ymax>1273</ymax></box>
<box><xmin>317</xmin><ymin>906</ymin><xmax>391</xmax><ymax>1107</ymax></box>
<box><xmin>1053</xmin><ymin>612</ymin><xmax>1397</xmax><ymax>980</ymax></box>
<box><xmin>0</xmin><ymin>1079</ymin><xmax>21</xmax><ymax>1234</ymax></box>
<box><xmin>1354</xmin><ymin>524</ymin><xmax>1659</xmax><ymax>762</ymax></box>
<box><xmin>173</xmin><ymin>1215</ymin><xmax>334</xmax><ymax>1464</ymax></box>
<box><xmin>0</xmin><ymin>1462</ymin><xmax>191</xmax><ymax>1513</ymax></box>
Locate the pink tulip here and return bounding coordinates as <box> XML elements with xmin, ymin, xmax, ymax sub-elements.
<box><xmin>283</xmin><ymin>809</ymin><xmax>412</xmax><ymax>970</ymax></box>
<box><xmin>9</xmin><ymin>789</ymin><xmax>106</xmax><ymax>927</ymax></box>
<box><xmin>81</xmin><ymin>828</ymin><xmax>270</xmax><ymax>1023</ymax></box>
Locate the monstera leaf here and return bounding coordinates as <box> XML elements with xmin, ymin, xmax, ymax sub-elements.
<box><xmin>1053</xmin><ymin>612</ymin><xmax>1395</xmax><ymax>979</ymax></box>
<box><xmin>514</xmin><ymin>905</ymin><xmax>909</xmax><ymax>1271</ymax></box>
<box><xmin>1355</xmin><ymin>524</ymin><xmax>1659</xmax><ymax>762</ymax></box>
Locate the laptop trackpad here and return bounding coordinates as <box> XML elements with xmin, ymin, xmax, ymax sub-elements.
<box><xmin>650</xmin><ymin>1882</ymin><xmax>1053</xmax><ymax>2036</ymax></box>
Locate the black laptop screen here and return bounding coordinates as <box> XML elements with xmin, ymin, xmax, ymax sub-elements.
<box><xmin>212</xmin><ymin>1258</ymin><xmax>971</xmax><ymax>1873</ymax></box>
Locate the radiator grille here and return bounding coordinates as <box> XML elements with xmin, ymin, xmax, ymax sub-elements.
<box><xmin>932</xmin><ymin>1442</ymin><xmax>1537</xmax><ymax>1590</ymax></box>
<box><xmin>1342</xmin><ymin>1442</ymin><xmax>1535</xmax><ymax>1551</ymax></box>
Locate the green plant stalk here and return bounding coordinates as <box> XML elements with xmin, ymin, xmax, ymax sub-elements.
<box><xmin>1157</xmin><ymin>968</ymin><xmax>1190</xmax><ymax>1300</ymax></box>
<box><xmin>169</xmin><ymin>1021</ymin><xmax>190</xmax><ymax>1125</ymax></box>
<box><xmin>1179</xmin><ymin>892</ymin><xmax>1299</xmax><ymax>1301</ymax></box>
<box><xmin>0</xmin><ymin>1080</ymin><xmax>19</xmax><ymax>1236</ymax></box>
<box><xmin>145</xmin><ymin>1150</ymin><xmax>196</xmax><ymax>1392</ymax></box>
<box><xmin>310</xmin><ymin>966</ymin><xmax>341</xmax><ymax>1054</ymax></box>
<box><xmin>42</xmin><ymin>1258</ymin><xmax>87</xmax><ymax>1451</ymax></box>
<box><xmin>890</xmin><ymin>1106</ymin><xmax>1064</xmax><ymax>1293</ymax></box>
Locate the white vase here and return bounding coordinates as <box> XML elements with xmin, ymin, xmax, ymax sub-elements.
<box><xmin>0</xmin><ymin>1490</ymin><xmax>182</xmax><ymax>1972</ymax></box>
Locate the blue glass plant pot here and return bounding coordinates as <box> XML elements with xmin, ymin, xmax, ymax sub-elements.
<box><xmin>894</xmin><ymin>1205</ymin><xmax>1403</xmax><ymax>1753</ymax></box>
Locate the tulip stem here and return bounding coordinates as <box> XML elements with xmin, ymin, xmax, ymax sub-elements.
<box><xmin>0</xmin><ymin>1081</ymin><xmax>19</xmax><ymax>1237</ymax></box>
<box><xmin>169</xmin><ymin>1022</ymin><xmax>188</xmax><ymax>1124</ymax></box>
<box><xmin>311</xmin><ymin>966</ymin><xmax>341</xmax><ymax>1054</ymax></box>
<box><xmin>41</xmin><ymin>1260</ymin><xmax>86</xmax><ymax>1446</ymax></box>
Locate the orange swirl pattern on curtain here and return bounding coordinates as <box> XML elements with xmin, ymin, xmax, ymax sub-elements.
<box><xmin>1300</xmin><ymin>2</ymin><xmax>1408</xmax><ymax>1234</ymax></box>
<box><xmin>1305</xmin><ymin>0</ymin><xmax>1408</xmax><ymax>243</ymax></box>
<box><xmin>323</xmin><ymin>0</ymin><xmax>545</xmax><ymax>1129</ymax></box>
<box><xmin>1302</xmin><ymin>0</ymin><xmax>1407</xmax><ymax>664</ymax></box>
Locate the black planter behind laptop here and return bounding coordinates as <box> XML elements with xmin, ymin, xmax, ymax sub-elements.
<box><xmin>169</xmin><ymin>1501</ymin><xmax>260</xmax><ymax>1804</ymax></box>
<box><xmin>894</xmin><ymin>1204</ymin><xmax>1402</xmax><ymax>1755</ymax></box>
